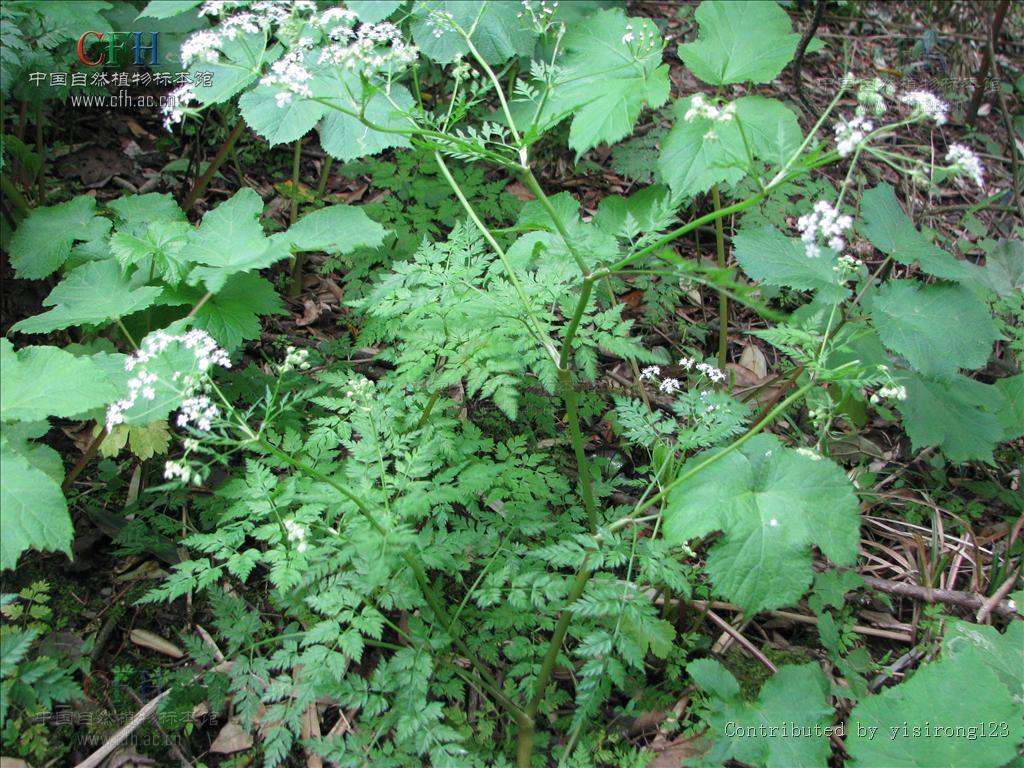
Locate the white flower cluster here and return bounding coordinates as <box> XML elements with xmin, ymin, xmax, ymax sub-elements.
<box><xmin>639</xmin><ymin>366</ymin><xmax>660</xmax><ymax>381</ymax></box>
<box><xmin>834</xmin><ymin>112</ymin><xmax>874</xmax><ymax>158</ymax></box>
<box><xmin>620</xmin><ymin>21</ymin><xmax>660</xmax><ymax>51</ymax></box>
<box><xmin>833</xmin><ymin>253</ymin><xmax>864</xmax><ymax>279</ymax></box>
<box><xmin>284</xmin><ymin>519</ymin><xmax>308</xmax><ymax>553</ymax></box>
<box><xmin>797</xmin><ymin>200</ymin><xmax>854</xmax><ymax>258</ymax></box>
<box><xmin>945</xmin><ymin>143</ymin><xmax>985</xmax><ymax>188</ymax></box>
<box><xmin>870</xmin><ymin>384</ymin><xmax>908</xmax><ymax>404</ymax></box>
<box><xmin>517</xmin><ymin>1</ymin><xmax>561</xmax><ymax>35</ymax></box>
<box><xmin>684</xmin><ymin>93</ymin><xmax>736</xmax><ymax>123</ymax></box>
<box><xmin>898</xmin><ymin>90</ymin><xmax>948</xmax><ymax>125</ymax></box>
<box><xmin>261</xmin><ymin>50</ymin><xmax>313</xmax><ymax>107</ymax></box>
<box><xmin>316</xmin><ymin>20</ymin><xmax>418</xmax><ymax>78</ymax></box>
<box><xmin>679</xmin><ymin>357</ymin><xmax>727</xmax><ymax>383</ymax></box>
<box><xmin>278</xmin><ymin>345</ymin><xmax>311</xmax><ymax>374</ymax></box>
<box><xmin>106</xmin><ymin>329</ymin><xmax>231</xmax><ymax>433</ymax></box>
<box><xmin>684</xmin><ymin>93</ymin><xmax>736</xmax><ymax>141</ymax></box>
<box><xmin>164</xmin><ymin>459</ymin><xmax>203</xmax><ymax>485</ymax></box>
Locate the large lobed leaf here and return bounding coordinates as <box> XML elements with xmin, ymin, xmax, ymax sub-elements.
<box><xmin>689</xmin><ymin>659</ymin><xmax>833</xmax><ymax>767</ymax></box>
<box><xmin>733</xmin><ymin>225</ymin><xmax>849</xmax><ymax>303</ymax></box>
<box><xmin>410</xmin><ymin>1</ymin><xmax>536</xmax><ymax>65</ymax></box>
<box><xmin>846</xmin><ymin>620</ymin><xmax>1023</xmax><ymax>767</ymax></box>
<box><xmin>0</xmin><ymin>433</ymin><xmax>72</xmax><ymax>570</ymax></box>
<box><xmin>678</xmin><ymin>0</ymin><xmax>806</xmax><ymax>86</ymax></box>
<box><xmin>0</xmin><ymin>338</ymin><xmax>120</xmax><ymax>422</ymax></box>
<box><xmin>866</xmin><ymin>280</ymin><xmax>998</xmax><ymax>379</ymax></box>
<box><xmin>663</xmin><ymin>434</ymin><xmax>860</xmax><ymax>611</ymax></box>
<box><xmin>8</xmin><ymin>196</ymin><xmax>111</xmax><ymax>279</ymax></box>
<box><xmin>10</xmin><ymin>260</ymin><xmax>163</xmax><ymax>335</ymax></box>
<box><xmin>659</xmin><ymin>96</ymin><xmax>801</xmax><ymax>196</ymax></box>
<box><xmin>512</xmin><ymin>9</ymin><xmax>670</xmax><ymax>157</ymax></box>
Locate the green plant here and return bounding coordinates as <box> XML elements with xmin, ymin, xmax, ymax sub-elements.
<box><xmin>4</xmin><ymin>1</ymin><xmax>1021</xmax><ymax>766</ymax></box>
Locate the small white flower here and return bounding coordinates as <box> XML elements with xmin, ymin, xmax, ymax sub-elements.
<box><xmin>797</xmin><ymin>201</ymin><xmax>854</xmax><ymax>258</ymax></box>
<box><xmin>834</xmin><ymin>110</ymin><xmax>874</xmax><ymax>158</ymax></box>
<box><xmin>640</xmin><ymin>366</ymin><xmax>661</xmax><ymax>381</ymax></box>
<box><xmin>696</xmin><ymin>362</ymin><xmax>726</xmax><ymax>383</ymax></box>
<box><xmin>899</xmin><ymin>90</ymin><xmax>948</xmax><ymax>125</ymax></box>
<box><xmin>684</xmin><ymin>93</ymin><xmax>737</xmax><ymax>124</ymax></box>
<box><xmin>769</xmin><ymin>518</ymin><xmax>780</xmax><ymax>528</ymax></box>
<box><xmin>659</xmin><ymin>378</ymin><xmax>681</xmax><ymax>394</ymax></box>
<box><xmin>678</xmin><ymin>356</ymin><xmax>696</xmax><ymax>370</ymax></box>
<box><xmin>945</xmin><ymin>143</ymin><xmax>985</xmax><ymax>188</ymax></box>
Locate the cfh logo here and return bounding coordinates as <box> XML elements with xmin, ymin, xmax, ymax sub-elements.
<box><xmin>76</xmin><ymin>32</ymin><xmax>159</xmax><ymax>66</ymax></box>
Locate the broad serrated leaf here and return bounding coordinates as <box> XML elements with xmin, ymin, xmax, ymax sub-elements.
<box><xmin>411</xmin><ymin>1</ymin><xmax>536</xmax><ymax>65</ymax></box>
<box><xmin>110</xmin><ymin>220</ymin><xmax>193</xmax><ymax>284</ymax></box>
<box><xmin>690</xmin><ymin>660</ymin><xmax>833</xmax><ymax>768</ymax></box>
<box><xmin>978</xmin><ymin>239</ymin><xmax>1024</xmax><ymax>297</ymax></box>
<box><xmin>846</xmin><ymin>646</ymin><xmax>1022</xmax><ymax>768</ymax></box>
<box><xmin>678</xmin><ymin>0</ymin><xmax>803</xmax><ymax>85</ymax></box>
<box><xmin>866</xmin><ymin>280</ymin><xmax>998</xmax><ymax>378</ymax></box>
<box><xmin>188</xmin><ymin>31</ymin><xmax>270</xmax><ymax>107</ymax></box>
<box><xmin>347</xmin><ymin>0</ymin><xmax>401</xmax><ymax>23</ymax></box>
<box><xmin>894</xmin><ymin>370</ymin><xmax>1006</xmax><ymax>463</ymax></box>
<box><xmin>659</xmin><ymin>95</ymin><xmax>799</xmax><ymax>196</ymax></box>
<box><xmin>512</xmin><ymin>10</ymin><xmax>669</xmax><ymax>157</ymax></box>
<box><xmin>0</xmin><ymin>433</ymin><xmax>72</xmax><ymax>570</ymax></box>
<box><xmin>186</xmin><ymin>188</ymin><xmax>289</xmax><ymax>291</ymax></box>
<box><xmin>108</xmin><ymin>192</ymin><xmax>185</xmax><ymax>236</ymax></box>
<box><xmin>317</xmin><ymin>81</ymin><xmax>415</xmax><ymax>162</ymax></box>
<box><xmin>139</xmin><ymin>0</ymin><xmax>201</xmax><ymax>19</ymax></box>
<box><xmin>994</xmin><ymin>375</ymin><xmax>1024</xmax><ymax>440</ymax></box>
<box><xmin>11</xmin><ymin>260</ymin><xmax>163</xmax><ymax>334</ymax></box>
<box><xmin>9</xmin><ymin>196</ymin><xmax>111</xmax><ymax>279</ymax></box>
<box><xmin>663</xmin><ymin>434</ymin><xmax>859</xmax><ymax>611</ymax></box>
<box><xmin>733</xmin><ymin>226</ymin><xmax>849</xmax><ymax>302</ymax></box>
<box><xmin>858</xmin><ymin>184</ymin><xmax>973</xmax><ymax>281</ymax></box>
<box><xmin>942</xmin><ymin>620</ymin><xmax>1023</xmax><ymax>707</ymax></box>
<box><xmin>189</xmin><ymin>273</ymin><xmax>285</xmax><ymax>351</ymax></box>
<box><xmin>239</xmin><ymin>55</ymin><xmax>327</xmax><ymax>146</ymax></box>
<box><xmin>280</xmin><ymin>204</ymin><xmax>387</xmax><ymax>254</ymax></box>
<box><xmin>1</xmin><ymin>421</ymin><xmax>63</xmax><ymax>483</ymax></box>
<box><xmin>0</xmin><ymin>339</ymin><xmax>120</xmax><ymax>421</ymax></box>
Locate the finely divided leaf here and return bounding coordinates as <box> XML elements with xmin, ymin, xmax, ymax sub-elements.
<box><xmin>664</xmin><ymin>434</ymin><xmax>860</xmax><ymax>611</ymax></box>
<box><xmin>867</xmin><ymin>280</ymin><xmax>998</xmax><ymax>378</ymax></box>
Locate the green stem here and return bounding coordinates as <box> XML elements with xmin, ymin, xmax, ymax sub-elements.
<box><xmin>517</xmin><ymin>167</ymin><xmax>589</xmax><ymax>276</ymax></box>
<box><xmin>181</xmin><ymin>120</ymin><xmax>245</xmax><ymax>211</ymax></box>
<box><xmin>288</xmin><ymin>138</ymin><xmax>304</xmax><ymax>298</ymax></box>
<box><xmin>559</xmin><ymin>368</ymin><xmax>597</xmax><ymax>532</ymax></box>
<box><xmin>711</xmin><ymin>185</ymin><xmax>729</xmax><ymax>370</ymax></box>
<box><xmin>0</xmin><ymin>173</ymin><xmax>30</xmax><ymax>218</ymax></box>
<box><xmin>526</xmin><ymin>560</ymin><xmax>593</xmax><ymax>719</ymax></box>
<box><xmin>34</xmin><ymin>103</ymin><xmax>44</xmax><ymax>205</ymax></box>
<box><xmin>314</xmin><ymin>155</ymin><xmax>334</xmax><ymax>199</ymax></box>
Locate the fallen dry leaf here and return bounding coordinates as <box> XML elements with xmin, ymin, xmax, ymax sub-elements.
<box><xmin>210</xmin><ymin>720</ymin><xmax>254</xmax><ymax>754</ymax></box>
<box><xmin>129</xmin><ymin>629</ymin><xmax>184</xmax><ymax>659</ymax></box>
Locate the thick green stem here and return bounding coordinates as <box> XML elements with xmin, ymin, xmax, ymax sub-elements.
<box><xmin>559</xmin><ymin>368</ymin><xmax>597</xmax><ymax>532</ymax></box>
<box><xmin>517</xmin><ymin>167</ymin><xmax>589</xmax><ymax>277</ymax></box>
<box><xmin>1</xmin><ymin>173</ymin><xmax>30</xmax><ymax>218</ymax></box>
<box><xmin>34</xmin><ymin>103</ymin><xmax>44</xmax><ymax>205</ymax></box>
<box><xmin>711</xmin><ymin>185</ymin><xmax>728</xmax><ymax>370</ymax></box>
<box><xmin>288</xmin><ymin>139</ymin><xmax>304</xmax><ymax>298</ymax></box>
<box><xmin>181</xmin><ymin>119</ymin><xmax>245</xmax><ymax>211</ymax></box>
